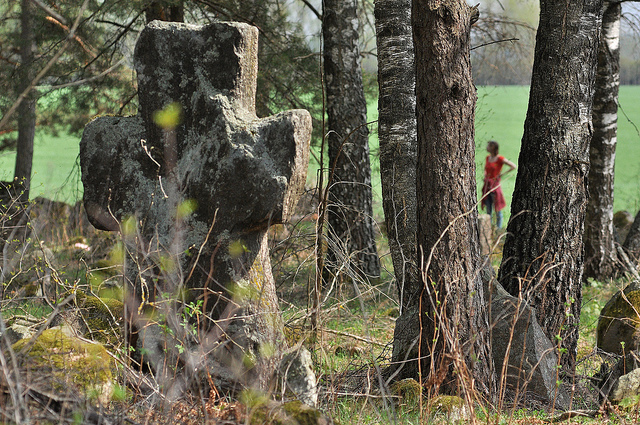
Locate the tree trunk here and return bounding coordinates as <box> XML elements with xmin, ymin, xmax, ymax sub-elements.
<box><xmin>498</xmin><ymin>0</ymin><xmax>604</xmax><ymax>375</ymax></box>
<box><xmin>323</xmin><ymin>0</ymin><xmax>381</xmax><ymax>280</ymax></box>
<box><xmin>413</xmin><ymin>0</ymin><xmax>494</xmax><ymax>400</ymax></box>
<box><xmin>584</xmin><ymin>1</ymin><xmax>622</xmax><ymax>282</ymax></box>
<box><xmin>374</xmin><ymin>0</ymin><xmax>421</xmax><ymax>380</ymax></box>
<box><xmin>145</xmin><ymin>1</ymin><xmax>184</xmax><ymax>23</ymax></box>
<box><xmin>14</xmin><ymin>0</ymin><xmax>37</xmax><ymax>200</ymax></box>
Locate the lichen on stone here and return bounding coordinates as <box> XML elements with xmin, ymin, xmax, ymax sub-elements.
<box><xmin>77</xmin><ymin>293</ymin><xmax>124</xmax><ymax>346</ymax></box>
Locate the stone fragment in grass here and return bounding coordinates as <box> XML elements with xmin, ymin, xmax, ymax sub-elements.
<box><xmin>597</xmin><ymin>285</ymin><xmax>640</xmax><ymax>355</ymax></box>
<box><xmin>429</xmin><ymin>395</ymin><xmax>469</xmax><ymax>423</ymax></box>
<box><xmin>612</xmin><ymin>367</ymin><xmax>640</xmax><ymax>403</ymax></box>
<box><xmin>279</xmin><ymin>347</ymin><xmax>318</xmax><ymax>407</ymax></box>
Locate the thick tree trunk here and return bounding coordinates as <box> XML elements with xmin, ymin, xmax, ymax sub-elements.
<box><xmin>14</xmin><ymin>0</ymin><xmax>37</xmax><ymax>199</ymax></box>
<box><xmin>323</xmin><ymin>0</ymin><xmax>381</xmax><ymax>280</ymax></box>
<box><xmin>413</xmin><ymin>0</ymin><xmax>494</xmax><ymax>400</ymax></box>
<box><xmin>584</xmin><ymin>1</ymin><xmax>622</xmax><ymax>282</ymax></box>
<box><xmin>498</xmin><ymin>0</ymin><xmax>604</xmax><ymax>375</ymax></box>
<box><xmin>374</xmin><ymin>0</ymin><xmax>421</xmax><ymax>380</ymax></box>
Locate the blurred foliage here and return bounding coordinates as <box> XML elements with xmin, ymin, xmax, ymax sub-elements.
<box><xmin>0</xmin><ymin>0</ymin><xmax>144</xmax><ymax>139</ymax></box>
<box><xmin>0</xmin><ymin>0</ymin><xmax>327</xmax><ymax>154</ymax></box>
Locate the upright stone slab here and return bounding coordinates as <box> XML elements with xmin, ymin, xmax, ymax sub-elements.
<box><xmin>489</xmin><ymin>282</ymin><xmax>570</xmax><ymax>409</ymax></box>
<box><xmin>80</xmin><ymin>21</ymin><xmax>311</xmax><ymax>393</ymax></box>
<box><xmin>482</xmin><ymin>265</ymin><xmax>570</xmax><ymax>408</ymax></box>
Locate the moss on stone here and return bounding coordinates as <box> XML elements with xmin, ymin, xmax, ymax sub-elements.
<box><xmin>13</xmin><ymin>327</ymin><xmax>115</xmax><ymax>404</ymax></box>
<box><xmin>282</xmin><ymin>401</ymin><xmax>326</xmax><ymax>424</ymax></box>
<box><xmin>431</xmin><ymin>394</ymin><xmax>464</xmax><ymax>410</ymax></box>
<box><xmin>597</xmin><ymin>288</ymin><xmax>640</xmax><ymax>354</ymax></box>
<box><xmin>247</xmin><ymin>400</ymin><xmax>335</xmax><ymax>425</ymax></box>
<box><xmin>66</xmin><ymin>290</ymin><xmax>123</xmax><ymax>346</ymax></box>
<box><xmin>390</xmin><ymin>378</ymin><xmax>422</xmax><ymax>406</ymax></box>
<box><xmin>429</xmin><ymin>395</ymin><xmax>468</xmax><ymax>422</ymax></box>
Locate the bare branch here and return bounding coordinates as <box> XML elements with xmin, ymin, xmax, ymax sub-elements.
<box><xmin>0</xmin><ymin>0</ymin><xmax>90</xmax><ymax>131</ymax></box>
<box><xmin>30</xmin><ymin>0</ymin><xmax>66</xmax><ymax>25</ymax></box>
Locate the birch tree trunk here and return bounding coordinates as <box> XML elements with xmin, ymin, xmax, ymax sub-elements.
<box><xmin>413</xmin><ymin>0</ymin><xmax>494</xmax><ymax>400</ymax></box>
<box><xmin>374</xmin><ymin>0</ymin><xmax>421</xmax><ymax>380</ymax></box>
<box><xmin>498</xmin><ymin>0</ymin><xmax>604</xmax><ymax>375</ymax></box>
<box><xmin>323</xmin><ymin>0</ymin><xmax>381</xmax><ymax>280</ymax></box>
<box><xmin>584</xmin><ymin>1</ymin><xmax>622</xmax><ymax>282</ymax></box>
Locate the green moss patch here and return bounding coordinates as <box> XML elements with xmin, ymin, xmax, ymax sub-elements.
<box><xmin>13</xmin><ymin>327</ymin><xmax>115</xmax><ymax>404</ymax></box>
<box><xmin>77</xmin><ymin>293</ymin><xmax>124</xmax><ymax>346</ymax></box>
<box><xmin>390</xmin><ymin>378</ymin><xmax>422</xmax><ymax>407</ymax></box>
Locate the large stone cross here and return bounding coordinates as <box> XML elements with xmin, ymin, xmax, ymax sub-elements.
<box><xmin>80</xmin><ymin>21</ymin><xmax>311</xmax><ymax>392</ymax></box>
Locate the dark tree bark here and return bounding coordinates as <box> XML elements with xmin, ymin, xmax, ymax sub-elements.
<box><xmin>323</xmin><ymin>0</ymin><xmax>381</xmax><ymax>280</ymax></box>
<box><xmin>374</xmin><ymin>0</ymin><xmax>422</xmax><ymax>380</ymax></box>
<box><xmin>498</xmin><ymin>0</ymin><xmax>604</xmax><ymax>375</ymax></box>
<box><xmin>584</xmin><ymin>1</ymin><xmax>622</xmax><ymax>282</ymax></box>
<box><xmin>413</xmin><ymin>0</ymin><xmax>494</xmax><ymax>400</ymax></box>
<box><xmin>145</xmin><ymin>0</ymin><xmax>184</xmax><ymax>23</ymax></box>
<box><xmin>14</xmin><ymin>0</ymin><xmax>37</xmax><ymax>199</ymax></box>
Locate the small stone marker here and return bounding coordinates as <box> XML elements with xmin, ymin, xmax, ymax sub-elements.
<box><xmin>80</xmin><ymin>21</ymin><xmax>311</xmax><ymax>393</ymax></box>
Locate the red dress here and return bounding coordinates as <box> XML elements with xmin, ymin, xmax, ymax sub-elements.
<box><xmin>481</xmin><ymin>155</ymin><xmax>507</xmax><ymax>212</ymax></box>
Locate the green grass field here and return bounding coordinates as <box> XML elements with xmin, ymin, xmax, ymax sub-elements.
<box><xmin>475</xmin><ymin>85</ymin><xmax>640</xmax><ymax>218</ymax></box>
<box><xmin>1</xmin><ymin>86</ymin><xmax>639</xmax><ymax>215</ymax></box>
<box><xmin>0</xmin><ymin>131</ymin><xmax>82</xmax><ymax>203</ymax></box>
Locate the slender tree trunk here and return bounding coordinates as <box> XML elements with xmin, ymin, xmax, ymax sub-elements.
<box><xmin>498</xmin><ymin>0</ymin><xmax>604</xmax><ymax>375</ymax></box>
<box><xmin>15</xmin><ymin>0</ymin><xmax>37</xmax><ymax>199</ymax></box>
<box><xmin>145</xmin><ymin>0</ymin><xmax>184</xmax><ymax>23</ymax></box>
<box><xmin>413</xmin><ymin>0</ymin><xmax>494</xmax><ymax>401</ymax></box>
<box><xmin>323</xmin><ymin>0</ymin><xmax>381</xmax><ymax>280</ymax></box>
<box><xmin>584</xmin><ymin>1</ymin><xmax>622</xmax><ymax>282</ymax></box>
<box><xmin>374</xmin><ymin>0</ymin><xmax>422</xmax><ymax>380</ymax></box>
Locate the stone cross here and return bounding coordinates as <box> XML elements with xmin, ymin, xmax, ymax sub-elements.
<box><xmin>80</xmin><ymin>21</ymin><xmax>311</xmax><ymax>393</ymax></box>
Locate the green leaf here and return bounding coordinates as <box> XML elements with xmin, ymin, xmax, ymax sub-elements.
<box><xmin>153</xmin><ymin>102</ymin><xmax>183</xmax><ymax>129</ymax></box>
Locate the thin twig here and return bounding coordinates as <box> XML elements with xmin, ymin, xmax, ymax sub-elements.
<box><xmin>0</xmin><ymin>0</ymin><xmax>91</xmax><ymax>131</ymax></box>
<box><xmin>471</xmin><ymin>37</ymin><xmax>519</xmax><ymax>51</ymax></box>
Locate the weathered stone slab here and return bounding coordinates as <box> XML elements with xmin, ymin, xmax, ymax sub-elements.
<box><xmin>80</xmin><ymin>21</ymin><xmax>312</xmax><ymax>396</ymax></box>
<box><xmin>484</xmin><ymin>266</ymin><xmax>570</xmax><ymax>409</ymax></box>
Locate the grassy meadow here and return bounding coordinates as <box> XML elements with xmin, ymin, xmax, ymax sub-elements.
<box><xmin>474</xmin><ymin>85</ymin><xmax>640</xmax><ymax>220</ymax></box>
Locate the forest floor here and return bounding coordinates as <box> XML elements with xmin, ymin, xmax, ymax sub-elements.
<box><xmin>1</xmin><ymin>193</ymin><xmax>639</xmax><ymax>424</ymax></box>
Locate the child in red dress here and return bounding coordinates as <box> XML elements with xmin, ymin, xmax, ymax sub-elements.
<box><xmin>481</xmin><ymin>140</ymin><xmax>516</xmax><ymax>228</ymax></box>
